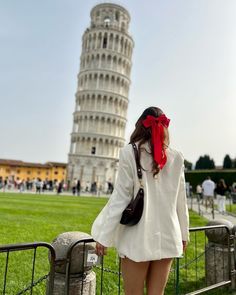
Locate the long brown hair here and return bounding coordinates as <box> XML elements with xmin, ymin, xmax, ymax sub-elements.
<box><xmin>218</xmin><ymin>179</ymin><xmax>227</xmax><ymax>189</ymax></box>
<box><xmin>130</xmin><ymin>107</ymin><xmax>169</xmax><ymax>176</ymax></box>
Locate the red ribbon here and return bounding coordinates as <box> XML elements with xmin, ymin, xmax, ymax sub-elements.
<box><xmin>142</xmin><ymin>114</ymin><xmax>170</xmax><ymax>169</ymax></box>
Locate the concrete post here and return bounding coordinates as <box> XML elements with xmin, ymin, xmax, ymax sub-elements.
<box><xmin>205</xmin><ymin>219</ymin><xmax>235</xmax><ymax>288</ymax></box>
<box><xmin>47</xmin><ymin>232</ymin><xmax>97</xmax><ymax>295</ymax></box>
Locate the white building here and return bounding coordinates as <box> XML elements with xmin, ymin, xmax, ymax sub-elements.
<box><xmin>67</xmin><ymin>3</ymin><xmax>134</xmax><ymax>192</ymax></box>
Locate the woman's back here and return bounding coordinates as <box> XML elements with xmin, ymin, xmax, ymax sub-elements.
<box><xmin>111</xmin><ymin>143</ymin><xmax>188</xmax><ymax>261</ymax></box>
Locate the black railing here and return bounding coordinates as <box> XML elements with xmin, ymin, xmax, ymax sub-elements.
<box><xmin>0</xmin><ymin>225</ymin><xmax>235</xmax><ymax>294</ymax></box>
<box><xmin>191</xmin><ymin>192</ymin><xmax>236</xmax><ymax>218</ymax></box>
<box><xmin>174</xmin><ymin>225</ymin><xmax>234</xmax><ymax>294</ymax></box>
<box><xmin>0</xmin><ymin>242</ymin><xmax>56</xmax><ymax>295</ymax></box>
<box><xmin>64</xmin><ymin>238</ymin><xmax>122</xmax><ymax>295</ymax></box>
<box><xmin>63</xmin><ymin>225</ymin><xmax>235</xmax><ymax>294</ymax></box>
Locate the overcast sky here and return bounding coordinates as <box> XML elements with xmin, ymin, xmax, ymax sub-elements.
<box><xmin>0</xmin><ymin>0</ymin><xmax>235</xmax><ymax>166</ymax></box>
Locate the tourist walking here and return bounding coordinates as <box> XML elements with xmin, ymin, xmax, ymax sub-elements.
<box><xmin>91</xmin><ymin>107</ymin><xmax>189</xmax><ymax>295</ymax></box>
<box><xmin>196</xmin><ymin>184</ymin><xmax>203</xmax><ymax>203</ymax></box>
<box><xmin>72</xmin><ymin>178</ymin><xmax>77</xmax><ymax>195</ymax></box>
<box><xmin>76</xmin><ymin>179</ymin><xmax>81</xmax><ymax>196</ymax></box>
<box><xmin>57</xmin><ymin>181</ymin><xmax>63</xmax><ymax>194</ymax></box>
<box><xmin>215</xmin><ymin>179</ymin><xmax>227</xmax><ymax>214</ymax></box>
<box><xmin>35</xmin><ymin>178</ymin><xmax>41</xmax><ymax>194</ymax></box>
<box><xmin>202</xmin><ymin>176</ymin><xmax>215</xmax><ymax>212</ymax></box>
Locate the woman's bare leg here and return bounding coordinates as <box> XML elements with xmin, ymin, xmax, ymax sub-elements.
<box><xmin>121</xmin><ymin>257</ymin><xmax>150</xmax><ymax>295</ymax></box>
<box><xmin>146</xmin><ymin>258</ymin><xmax>172</xmax><ymax>295</ymax></box>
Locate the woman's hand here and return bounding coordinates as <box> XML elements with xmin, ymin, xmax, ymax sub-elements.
<box><xmin>96</xmin><ymin>242</ymin><xmax>108</xmax><ymax>256</ymax></box>
<box><xmin>182</xmin><ymin>241</ymin><xmax>187</xmax><ymax>252</ymax></box>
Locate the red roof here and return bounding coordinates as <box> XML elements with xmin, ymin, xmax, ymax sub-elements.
<box><xmin>0</xmin><ymin>159</ymin><xmax>67</xmax><ymax>169</ymax></box>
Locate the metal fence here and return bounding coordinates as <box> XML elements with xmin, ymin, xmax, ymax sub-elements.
<box><xmin>0</xmin><ymin>225</ymin><xmax>235</xmax><ymax>295</ymax></box>
<box><xmin>175</xmin><ymin>225</ymin><xmax>234</xmax><ymax>295</ymax></box>
<box><xmin>190</xmin><ymin>192</ymin><xmax>236</xmax><ymax>219</ymax></box>
<box><xmin>0</xmin><ymin>242</ymin><xmax>55</xmax><ymax>295</ymax></box>
<box><xmin>63</xmin><ymin>225</ymin><xmax>235</xmax><ymax>294</ymax></box>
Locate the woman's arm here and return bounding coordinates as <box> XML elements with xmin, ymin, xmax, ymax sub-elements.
<box><xmin>176</xmin><ymin>163</ymin><xmax>190</xmax><ymax>243</ymax></box>
<box><xmin>91</xmin><ymin>147</ymin><xmax>134</xmax><ymax>248</ymax></box>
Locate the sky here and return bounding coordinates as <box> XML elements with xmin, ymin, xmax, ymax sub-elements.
<box><xmin>0</xmin><ymin>0</ymin><xmax>236</xmax><ymax>166</ymax></box>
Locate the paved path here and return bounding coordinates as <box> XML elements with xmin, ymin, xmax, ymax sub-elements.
<box><xmin>0</xmin><ymin>189</ymin><xmax>110</xmax><ymax>198</ymax></box>
<box><xmin>188</xmin><ymin>196</ymin><xmax>236</xmax><ymax>225</ymax></box>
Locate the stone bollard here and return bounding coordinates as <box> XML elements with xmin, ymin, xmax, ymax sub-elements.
<box><xmin>205</xmin><ymin>219</ymin><xmax>235</xmax><ymax>288</ymax></box>
<box><xmin>47</xmin><ymin>232</ymin><xmax>97</xmax><ymax>295</ymax></box>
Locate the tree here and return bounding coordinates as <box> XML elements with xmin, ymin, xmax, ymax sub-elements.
<box><xmin>223</xmin><ymin>154</ymin><xmax>232</xmax><ymax>169</ymax></box>
<box><xmin>195</xmin><ymin>156</ymin><xmax>204</xmax><ymax>170</ymax></box>
<box><xmin>195</xmin><ymin>155</ymin><xmax>215</xmax><ymax>170</ymax></box>
<box><xmin>184</xmin><ymin>159</ymin><xmax>192</xmax><ymax>170</ymax></box>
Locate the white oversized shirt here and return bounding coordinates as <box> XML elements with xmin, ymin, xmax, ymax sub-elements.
<box><xmin>202</xmin><ymin>179</ymin><xmax>215</xmax><ymax>196</ymax></box>
<box><xmin>91</xmin><ymin>143</ymin><xmax>189</xmax><ymax>262</ymax></box>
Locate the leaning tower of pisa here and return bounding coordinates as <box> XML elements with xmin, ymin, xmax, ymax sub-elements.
<box><xmin>67</xmin><ymin>3</ymin><xmax>134</xmax><ymax>191</ymax></box>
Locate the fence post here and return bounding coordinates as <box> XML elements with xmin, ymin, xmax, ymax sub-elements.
<box><xmin>46</xmin><ymin>232</ymin><xmax>97</xmax><ymax>295</ymax></box>
<box><xmin>229</xmin><ymin>194</ymin><xmax>232</xmax><ymax>213</ymax></box>
<box><xmin>175</xmin><ymin>258</ymin><xmax>180</xmax><ymax>295</ymax></box>
<box><xmin>205</xmin><ymin>220</ymin><xmax>235</xmax><ymax>289</ymax></box>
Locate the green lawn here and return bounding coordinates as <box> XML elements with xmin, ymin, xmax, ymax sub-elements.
<box><xmin>0</xmin><ymin>192</ymin><xmax>231</xmax><ymax>294</ymax></box>
<box><xmin>226</xmin><ymin>203</ymin><xmax>236</xmax><ymax>215</ymax></box>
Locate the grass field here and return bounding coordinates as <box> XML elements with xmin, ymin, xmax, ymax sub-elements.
<box><xmin>226</xmin><ymin>203</ymin><xmax>236</xmax><ymax>215</ymax></box>
<box><xmin>0</xmin><ymin>192</ymin><xmax>231</xmax><ymax>294</ymax></box>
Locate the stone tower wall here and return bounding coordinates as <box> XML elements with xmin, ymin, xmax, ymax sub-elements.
<box><xmin>68</xmin><ymin>3</ymin><xmax>134</xmax><ymax>192</ymax></box>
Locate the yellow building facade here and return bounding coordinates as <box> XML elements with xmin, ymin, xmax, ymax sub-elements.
<box><xmin>0</xmin><ymin>159</ymin><xmax>67</xmax><ymax>182</ymax></box>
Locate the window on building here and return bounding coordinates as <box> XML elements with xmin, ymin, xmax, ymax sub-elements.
<box><xmin>115</xmin><ymin>11</ymin><xmax>119</xmax><ymax>21</ymax></box>
<box><xmin>91</xmin><ymin>146</ymin><xmax>96</xmax><ymax>155</ymax></box>
<box><xmin>104</xmin><ymin>17</ymin><xmax>110</xmax><ymax>27</ymax></box>
<box><xmin>27</xmin><ymin>171</ymin><xmax>31</xmax><ymax>175</ymax></box>
<box><xmin>103</xmin><ymin>36</ymin><xmax>107</xmax><ymax>48</ymax></box>
<box><xmin>121</xmin><ymin>22</ymin><xmax>126</xmax><ymax>31</ymax></box>
<box><xmin>17</xmin><ymin>170</ymin><xmax>21</xmax><ymax>174</ymax></box>
<box><xmin>54</xmin><ymin>171</ymin><xmax>58</xmax><ymax>175</ymax></box>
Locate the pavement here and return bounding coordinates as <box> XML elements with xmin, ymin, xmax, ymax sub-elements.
<box><xmin>188</xmin><ymin>196</ymin><xmax>236</xmax><ymax>225</ymax></box>
<box><xmin>0</xmin><ymin>188</ymin><xmax>110</xmax><ymax>198</ymax></box>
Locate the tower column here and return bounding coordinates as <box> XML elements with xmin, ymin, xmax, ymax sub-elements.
<box><xmin>68</xmin><ymin>3</ymin><xmax>134</xmax><ymax>191</ymax></box>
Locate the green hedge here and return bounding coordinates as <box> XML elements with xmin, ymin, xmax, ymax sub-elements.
<box><xmin>185</xmin><ymin>169</ymin><xmax>236</xmax><ymax>191</ymax></box>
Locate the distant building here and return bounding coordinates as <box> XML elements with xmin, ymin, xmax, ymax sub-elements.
<box><xmin>67</xmin><ymin>3</ymin><xmax>134</xmax><ymax>191</ymax></box>
<box><xmin>0</xmin><ymin>159</ymin><xmax>67</xmax><ymax>182</ymax></box>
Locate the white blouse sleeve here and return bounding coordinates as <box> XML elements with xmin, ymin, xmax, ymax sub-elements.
<box><xmin>91</xmin><ymin>147</ymin><xmax>134</xmax><ymax>247</ymax></box>
<box><xmin>176</xmin><ymin>163</ymin><xmax>190</xmax><ymax>242</ymax></box>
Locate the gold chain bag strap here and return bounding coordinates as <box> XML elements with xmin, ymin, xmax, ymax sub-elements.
<box><xmin>120</xmin><ymin>143</ymin><xmax>144</xmax><ymax>226</ymax></box>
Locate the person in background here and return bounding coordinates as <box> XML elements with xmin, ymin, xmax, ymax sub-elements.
<box><xmin>202</xmin><ymin>176</ymin><xmax>215</xmax><ymax>212</ymax></box>
<box><xmin>232</xmin><ymin>182</ymin><xmax>236</xmax><ymax>193</ymax></box>
<box><xmin>76</xmin><ymin>179</ymin><xmax>81</xmax><ymax>196</ymax></box>
<box><xmin>196</xmin><ymin>184</ymin><xmax>203</xmax><ymax>203</ymax></box>
<box><xmin>36</xmin><ymin>178</ymin><xmax>41</xmax><ymax>194</ymax></box>
<box><xmin>57</xmin><ymin>180</ymin><xmax>63</xmax><ymax>194</ymax></box>
<box><xmin>72</xmin><ymin>178</ymin><xmax>77</xmax><ymax>195</ymax></box>
<box><xmin>91</xmin><ymin>106</ymin><xmax>189</xmax><ymax>295</ymax></box>
<box><xmin>215</xmin><ymin>179</ymin><xmax>227</xmax><ymax>214</ymax></box>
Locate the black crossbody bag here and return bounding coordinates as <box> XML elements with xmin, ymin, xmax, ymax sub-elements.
<box><xmin>120</xmin><ymin>143</ymin><xmax>144</xmax><ymax>226</ymax></box>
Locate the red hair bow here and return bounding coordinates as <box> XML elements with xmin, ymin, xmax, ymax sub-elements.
<box><xmin>142</xmin><ymin>114</ymin><xmax>170</xmax><ymax>169</ymax></box>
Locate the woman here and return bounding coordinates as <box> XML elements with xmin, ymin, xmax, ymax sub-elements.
<box><xmin>215</xmin><ymin>179</ymin><xmax>227</xmax><ymax>214</ymax></box>
<box><xmin>91</xmin><ymin>107</ymin><xmax>189</xmax><ymax>295</ymax></box>
<box><xmin>196</xmin><ymin>184</ymin><xmax>203</xmax><ymax>203</ymax></box>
